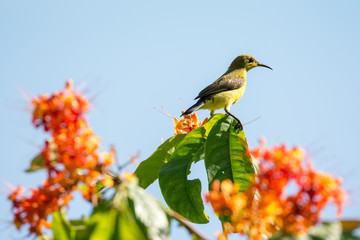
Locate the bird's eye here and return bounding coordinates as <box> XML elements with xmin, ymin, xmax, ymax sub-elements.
<box><xmin>248</xmin><ymin>58</ymin><xmax>254</xmax><ymax>63</ymax></box>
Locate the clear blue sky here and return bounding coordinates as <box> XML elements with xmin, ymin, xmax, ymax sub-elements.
<box><xmin>1</xmin><ymin>1</ymin><xmax>360</xmax><ymax>239</ymax></box>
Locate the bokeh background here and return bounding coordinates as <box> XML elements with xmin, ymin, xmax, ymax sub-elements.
<box><xmin>1</xmin><ymin>1</ymin><xmax>359</xmax><ymax>239</ymax></box>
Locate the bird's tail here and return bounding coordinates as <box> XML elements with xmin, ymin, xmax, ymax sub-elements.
<box><xmin>180</xmin><ymin>99</ymin><xmax>205</xmax><ymax>117</ymax></box>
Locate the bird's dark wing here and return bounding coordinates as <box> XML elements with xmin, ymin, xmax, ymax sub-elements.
<box><xmin>194</xmin><ymin>75</ymin><xmax>245</xmax><ymax>100</ymax></box>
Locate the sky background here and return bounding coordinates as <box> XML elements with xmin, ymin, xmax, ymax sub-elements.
<box><xmin>1</xmin><ymin>1</ymin><xmax>360</xmax><ymax>239</ymax></box>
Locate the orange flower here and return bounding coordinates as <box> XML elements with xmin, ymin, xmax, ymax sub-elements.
<box><xmin>100</xmin><ymin>175</ymin><xmax>114</xmax><ymax>188</ymax></box>
<box><xmin>155</xmin><ymin>106</ymin><xmax>208</xmax><ymax>135</ymax></box>
<box><xmin>9</xmin><ymin>181</ymin><xmax>72</xmax><ymax>235</ymax></box>
<box><xmin>174</xmin><ymin>112</ymin><xmax>208</xmax><ymax>134</ymax></box>
<box><xmin>31</xmin><ymin>80</ymin><xmax>89</xmax><ymax>132</ymax></box>
<box><xmin>123</xmin><ymin>171</ymin><xmax>136</xmax><ymax>182</ymax></box>
<box><xmin>205</xmin><ymin>179</ymin><xmax>246</xmax><ymax>217</ymax></box>
<box><xmin>102</xmin><ymin>149</ymin><xmax>116</xmax><ymax>166</ymax></box>
<box><xmin>206</xmin><ymin>139</ymin><xmax>346</xmax><ymax>240</ymax></box>
<box><xmin>9</xmin><ymin>80</ymin><xmax>116</xmax><ymax>235</ymax></box>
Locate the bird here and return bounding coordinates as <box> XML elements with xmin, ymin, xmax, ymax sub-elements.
<box><xmin>181</xmin><ymin>55</ymin><xmax>272</xmax><ymax>130</ymax></box>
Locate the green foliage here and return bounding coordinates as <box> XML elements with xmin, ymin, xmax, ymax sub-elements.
<box><xmin>25</xmin><ymin>138</ymin><xmax>58</xmax><ymax>172</ymax></box>
<box><xmin>26</xmin><ymin>138</ymin><xmax>57</xmax><ymax>172</ymax></box>
<box><xmin>68</xmin><ymin>220</ymin><xmax>89</xmax><ymax>240</ymax></box>
<box><xmin>157</xmin><ymin>114</ymin><xmax>229</xmax><ymax>223</ymax></box>
<box><xmin>203</xmin><ymin>113</ymin><xmax>227</xmax><ymax>136</ymax></box>
<box><xmin>135</xmin><ymin>134</ymin><xmax>186</xmax><ymax>189</ymax></box>
<box><xmin>50</xmin><ymin>180</ymin><xmax>170</xmax><ymax>240</ymax></box>
<box><xmin>158</xmin><ymin>126</ymin><xmax>209</xmax><ymax>223</ymax></box>
<box><xmin>204</xmin><ymin>115</ymin><xmax>254</xmax><ymax>191</ymax></box>
<box><xmin>52</xmin><ymin>210</ymin><xmax>75</xmax><ymax>240</ymax></box>
<box><xmin>25</xmin><ymin>153</ymin><xmax>46</xmax><ymax>173</ymax></box>
<box><xmin>95</xmin><ymin>181</ymin><xmax>106</xmax><ymax>193</ymax></box>
<box><xmin>133</xmin><ymin>114</ymin><xmax>255</xmax><ymax>224</ymax></box>
<box><xmin>125</xmin><ymin>180</ymin><xmax>171</xmax><ymax>240</ymax></box>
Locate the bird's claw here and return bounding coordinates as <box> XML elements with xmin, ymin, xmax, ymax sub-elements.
<box><xmin>234</xmin><ymin>122</ymin><xmax>243</xmax><ymax>130</ymax></box>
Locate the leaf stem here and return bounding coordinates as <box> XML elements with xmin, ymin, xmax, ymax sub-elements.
<box><xmin>170</xmin><ymin>210</ymin><xmax>208</xmax><ymax>240</ymax></box>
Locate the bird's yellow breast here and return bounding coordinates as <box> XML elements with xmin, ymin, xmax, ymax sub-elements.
<box><xmin>200</xmin><ymin>82</ymin><xmax>247</xmax><ymax>111</ymax></box>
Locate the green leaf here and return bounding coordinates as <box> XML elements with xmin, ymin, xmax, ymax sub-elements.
<box><xmin>341</xmin><ymin>232</ymin><xmax>360</xmax><ymax>240</ymax></box>
<box><xmin>134</xmin><ymin>113</ymin><xmax>224</xmax><ymax>190</ymax></box>
<box><xmin>26</xmin><ymin>138</ymin><xmax>58</xmax><ymax>172</ymax></box>
<box><xmin>204</xmin><ymin>115</ymin><xmax>254</xmax><ymax>191</ymax></box>
<box><xmin>86</xmin><ymin>198</ymin><xmax>147</xmax><ymax>240</ymax></box>
<box><xmin>135</xmin><ymin>134</ymin><xmax>186</xmax><ymax>189</ymax></box>
<box><xmin>25</xmin><ymin>153</ymin><xmax>45</xmax><ymax>172</ymax></box>
<box><xmin>69</xmin><ymin>219</ymin><xmax>89</xmax><ymax>240</ymax></box>
<box><xmin>192</xmin><ymin>114</ymin><xmax>227</xmax><ymax>163</ymax></box>
<box><xmin>112</xmin><ymin>207</ymin><xmax>147</xmax><ymax>240</ymax></box>
<box><xmin>52</xmin><ymin>210</ymin><xmax>75</xmax><ymax>240</ymax></box>
<box><xmin>95</xmin><ymin>181</ymin><xmax>106</xmax><ymax>193</ymax></box>
<box><xmin>84</xmin><ymin>180</ymin><xmax>170</xmax><ymax>240</ymax></box>
<box><xmin>159</xmin><ymin>127</ymin><xmax>209</xmax><ymax>223</ymax></box>
<box><xmin>55</xmin><ymin>180</ymin><xmax>171</xmax><ymax>240</ymax></box>
<box><xmin>126</xmin><ymin>180</ymin><xmax>170</xmax><ymax>240</ymax></box>
<box><xmin>203</xmin><ymin>113</ymin><xmax>226</xmax><ymax>136</ymax></box>
<box><xmin>85</xmin><ymin>204</ymin><xmax>117</xmax><ymax>240</ymax></box>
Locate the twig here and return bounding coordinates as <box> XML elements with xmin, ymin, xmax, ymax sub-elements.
<box><xmin>105</xmin><ymin>171</ymin><xmax>122</xmax><ymax>185</ymax></box>
<box><xmin>117</xmin><ymin>152</ymin><xmax>140</xmax><ymax>171</ymax></box>
<box><xmin>170</xmin><ymin>210</ymin><xmax>208</xmax><ymax>240</ymax></box>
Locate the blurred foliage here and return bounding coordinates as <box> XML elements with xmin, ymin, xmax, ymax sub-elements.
<box><xmin>270</xmin><ymin>221</ymin><xmax>360</xmax><ymax>240</ymax></box>
<box><xmin>46</xmin><ymin>179</ymin><xmax>171</xmax><ymax>240</ymax></box>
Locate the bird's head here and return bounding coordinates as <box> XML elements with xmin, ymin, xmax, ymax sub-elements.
<box><xmin>228</xmin><ymin>55</ymin><xmax>273</xmax><ymax>71</ymax></box>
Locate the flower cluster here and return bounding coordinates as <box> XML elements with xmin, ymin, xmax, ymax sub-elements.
<box><xmin>9</xmin><ymin>80</ymin><xmax>116</xmax><ymax>235</ymax></box>
<box><xmin>174</xmin><ymin>112</ymin><xmax>208</xmax><ymax>134</ymax></box>
<box><xmin>206</xmin><ymin>138</ymin><xmax>346</xmax><ymax>240</ymax></box>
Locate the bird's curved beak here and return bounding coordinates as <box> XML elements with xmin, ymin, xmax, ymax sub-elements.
<box><xmin>257</xmin><ymin>63</ymin><xmax>273</xmax><ymax>70</ymax></box>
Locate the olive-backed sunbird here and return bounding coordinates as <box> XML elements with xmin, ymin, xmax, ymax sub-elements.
<box><xmin>181</xmin><ymin>55</ymin><xmax>272</xmax><ymax>130</ymax></box>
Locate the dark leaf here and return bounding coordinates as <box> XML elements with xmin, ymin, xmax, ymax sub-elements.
<box><xmin>204</xmin><ymin>115</ymin><xmax>254</xmax><ymax>191</ymax></box>
<box><xmin>159</xmin><ymin>127</ymin><xmax>208</xmax><ymax>223</ymax></box>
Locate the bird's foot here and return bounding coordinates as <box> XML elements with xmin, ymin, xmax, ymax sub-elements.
<box><xmin>234</xmin><ymin>122</ymin><xmax>243</xmax><ymax>130</ymax></box>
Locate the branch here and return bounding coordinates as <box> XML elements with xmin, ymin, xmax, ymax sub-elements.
<box><xmin>170</xmin><ymin>210</ymin><xmax>209</xmax><ymax>240</ymax></box>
